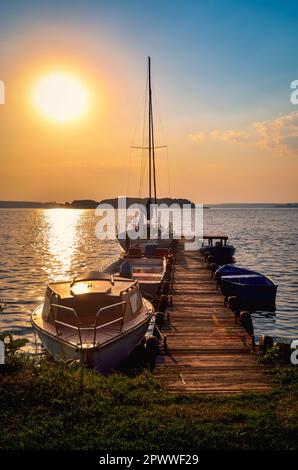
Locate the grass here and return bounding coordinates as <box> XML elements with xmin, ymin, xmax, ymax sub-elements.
<box><xmin>0</xmin><ymin>353</ymin><xmax>297</xmax><ymax>450</ymax></box>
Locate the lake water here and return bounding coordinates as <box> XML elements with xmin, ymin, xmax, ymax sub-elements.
<box><xmin>0</xmin><ymin>208</ymin><xmax>297</xmax><ymax>350</ymax></box>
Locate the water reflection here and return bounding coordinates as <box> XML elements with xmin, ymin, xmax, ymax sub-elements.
<box><xmin>0</xmin><ymin>208</ymin><xmax>297</xmax><ymax>352</ymax></box>
<box><xmin>42</xmin><ymin>209</ymin><xmax>84</xmax><ymax>279</ymax></box>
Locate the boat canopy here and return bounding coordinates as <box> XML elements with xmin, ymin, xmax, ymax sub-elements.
<box><xmin>202</xmin><ymin>234</ymin><xmax>229</xmax><ymax>246</ymax></box>
<box><xmin>203</xmin><ymin>234</ymin><xmax>229</xmax><ymax>241</ymax></box>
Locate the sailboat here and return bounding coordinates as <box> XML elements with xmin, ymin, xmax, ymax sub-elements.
<box><xmin>117</xmin><ymin>57</ymin><xmax>173</xmax><ymax>253</ymax></box>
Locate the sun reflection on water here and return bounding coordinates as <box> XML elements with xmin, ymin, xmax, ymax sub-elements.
<box><xmin>42</xmin><ymin>209</ymin><xmax>84</xmax><ymax>278</ymax></box>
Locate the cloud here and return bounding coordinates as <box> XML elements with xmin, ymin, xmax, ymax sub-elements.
<box><xmin>254</xmin><ymin>113</ymin><xmax>298</xmax><ymax>155</ymax></box>
<box><xmin>189</xmin><ymin>131</ymin><xmax>205</xmax><ymax>142</ymax></box>
<box><xmin>190</xmin><ymin>112</ymin><xmax>298</xmax><ymax>156</ymax></box>
<box><xmin>210</xmin><ymin>129</ymin><xmax>254</xmax><ymax>144</ymax></box>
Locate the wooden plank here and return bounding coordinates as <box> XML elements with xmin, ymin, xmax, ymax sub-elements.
<box><xmin>154</xmin><ymin>239</ymin><xmax>272</xmax><ymax>394</ymax></box>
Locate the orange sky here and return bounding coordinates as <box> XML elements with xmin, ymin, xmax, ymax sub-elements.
<box><xmin>1</xmin><ymin>16</ymin><xmax>298</xmax><ymax>204</ymax></box>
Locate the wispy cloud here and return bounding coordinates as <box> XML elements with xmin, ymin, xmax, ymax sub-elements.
<box><xmin>190</xmin><ymin>112</ymin><xmax>298</xmax><ymax>156</ymax></box>
<box><xmin>209</xmin><ymin>129</ymin><xmax>254</xmax><ymax>144</ymax></box>
<box><xmin>254</xmin><ymin>113</ymin><xmax>298</xmax><ymax>155</ymax></box>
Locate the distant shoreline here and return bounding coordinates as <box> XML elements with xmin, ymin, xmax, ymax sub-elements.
<box><xmin>0</xmin><ymin>199</ymin><xmax>297</xmax><ymax>209</ymax></box>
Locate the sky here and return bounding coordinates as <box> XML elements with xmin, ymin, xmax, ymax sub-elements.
<box><xmin>0</xmin><ymin>0</ymin><xmax>298</xmax><ymax>203</ymax></box>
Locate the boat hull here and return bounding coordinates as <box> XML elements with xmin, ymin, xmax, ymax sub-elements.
<box><xmin>220</xmin><ymin>280</ymin><xmax>277</xmax><ymax>310</ymax></box>
<box><xmin>32</xmin><ymin>308</ymin><xmax>152</xmax><ymax>373</ymax></box>
<box><xmin>201</xmin><ymin>245</ymin><xmax>236</xmax><ymax>261</ymax></box>
<box><xmin>217</xmin><ymin>266</ymin><xmax>277</xmax><ymax>311</ymax></box>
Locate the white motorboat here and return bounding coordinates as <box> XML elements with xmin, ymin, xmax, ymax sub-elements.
<box><xmin>31</xmin><ymin>271</ymin><xmax>154</xmax><ymax>372</ymax></box>
<box><xmin>104</xmin><ymin>244</ymin><xmax>172</xmax><ymax>300</ymax></box>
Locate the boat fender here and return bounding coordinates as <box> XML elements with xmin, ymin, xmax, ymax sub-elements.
<box><xmin>240</xmin><ymin>311</ymin><xmax>254</xmax><ymax>337</ymax></box>
<box><xmin>259</xmin><ymin>335</ymin><xmax>274</xmax><ymax>352</ymax></box>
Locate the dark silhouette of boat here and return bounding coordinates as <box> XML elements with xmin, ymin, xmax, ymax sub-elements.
<box><xmin>215</xmin><ymin>265</ymin><xmax>277</xmax><ymax>311</ymax></box>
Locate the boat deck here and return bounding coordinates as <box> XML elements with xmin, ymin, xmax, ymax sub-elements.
<box><xmin>154</xmin><ymin>240</ymin><xmax>272</xmax><ymax>394</ymax></box>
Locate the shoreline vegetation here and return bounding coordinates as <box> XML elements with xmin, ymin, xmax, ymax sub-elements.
<box><xmin>0</xmin><ymin>337</ymin><xmax>297</xmax><ymax>450</ymax></box>
<box><xmin>0</xmin><ymin>198</ymin><xmax>196</xmax><ymax>209</ymax></box>
<box><xmin>0</xmin><ymin>199</ymin><xmax>298</xmax><ymax>209</ymax></box>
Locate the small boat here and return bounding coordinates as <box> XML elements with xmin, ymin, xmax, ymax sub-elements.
<box><xmin>215</xmin><ymin>265</ymin><xmax>277</xmax><ymax>310</ymax></box>
<box><xmin>31</xmin><ymin>271</ymin><xmax>154</xmax><ymax>372</ymax></box>
<box><xmin>215</xmin><ymin>264</ymin><xmax>250</xmax><ymax>279</ymax></box>
<box><xmin>200</xmin><ymin>234</ymin><xmax>236</xmax><ymax>262</ymax></box>
<box><xmin>104</xmin><ymin>244</ymin><xmax>171</xmax><ymax>300</ymax></box>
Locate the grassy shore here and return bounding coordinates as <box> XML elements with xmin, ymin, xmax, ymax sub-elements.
<box><xmin>0</xmin><ymin>354</ymin><xmax>297</xmax><ymax>450</ymax></box>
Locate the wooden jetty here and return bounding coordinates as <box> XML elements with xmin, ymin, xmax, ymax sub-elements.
<box><xmin>155</xmin><ymin>240</ymin><xmax>272</xmax><ymax>394</ymax></box>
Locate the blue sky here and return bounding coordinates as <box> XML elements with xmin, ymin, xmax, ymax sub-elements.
<box><xmin>1</xmin><ymin>0</ymin><xmax>297</xmax><ymax>120</ymax></box>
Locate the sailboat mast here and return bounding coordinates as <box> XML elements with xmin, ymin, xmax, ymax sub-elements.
<box><xmin>148</xmin><ymin>56</ymin><xmax>157</xmax><ymax>204</ymax></box>
<box><xmin>148</xmin><ymin>57</ymin><xmax>152</xmax><ymax>202</ymax></box>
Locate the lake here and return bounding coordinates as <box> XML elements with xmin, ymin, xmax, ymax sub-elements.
<box><xmin>0</xmin><ymin>207</ymin><xmax>297</xmax><ymax>350</ymax></box>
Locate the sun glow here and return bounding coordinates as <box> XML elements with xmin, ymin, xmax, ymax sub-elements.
<box><xmin>33</xmin><ymin>72</ymin><xmax>89</xmax><ymax>123</ymax></box>
<box><xmin>42</xmin><ymin>209</ymin><xmax>84</xmax><ymax>275</ymax></box>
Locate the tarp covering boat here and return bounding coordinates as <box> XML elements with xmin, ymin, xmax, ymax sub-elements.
<box><xmin>215</xmin><ymin>265</ymin><xmax>277</xmax><ymax>311</ymax></box>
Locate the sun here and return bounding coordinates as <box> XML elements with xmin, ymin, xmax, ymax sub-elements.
<box><xmin>33</xmin><ymin>72</ymin><xmax>89</xmax><ymax>123</ymax></box>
